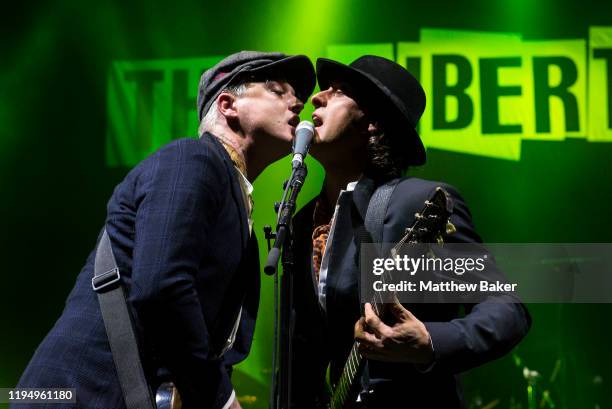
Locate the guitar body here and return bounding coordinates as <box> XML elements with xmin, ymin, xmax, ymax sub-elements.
<box><xmin>156</xmin><ymin>382</ymin><xmax>182</xmax><ymax>409</ymax></box>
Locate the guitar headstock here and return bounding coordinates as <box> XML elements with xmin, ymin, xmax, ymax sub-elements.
<box><xmin>399</xmin><ymin>186</ymin><xmax>454</xmax><ymax>246</ymax></box>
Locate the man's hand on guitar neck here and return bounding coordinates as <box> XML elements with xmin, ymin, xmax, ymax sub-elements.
<box><xmin>354</xmin><ymin>302</ymin><xmax>434</xmax><ymax>365</ymax></box>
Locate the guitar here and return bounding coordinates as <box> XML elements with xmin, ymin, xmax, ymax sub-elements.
<box><xmin>327</xmin><ymin>186</ymin><xmax>454</xmax><ymax>409</ymax></box>
<box><xmin>156</xmin><ymin>382</ymin><xmax>181</xmax><ymax>409</ymax></box>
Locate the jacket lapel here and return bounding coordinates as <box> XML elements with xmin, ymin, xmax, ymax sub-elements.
<box><xmin>351</xmin><ymin>177</ymin><xmax>376</xmax><ymax>223</ymax></box>
<box><xmin>322</xmin><ymin>179</ymin><xmax>372</xmax><ymax>306</ymax></box>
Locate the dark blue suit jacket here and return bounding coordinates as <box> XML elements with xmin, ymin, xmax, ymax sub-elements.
<box><xmin>290</xmin><ymin>177</ymin><xmax>531</xmax><ymax>408</ymax></box>
<box><xmin>16</xmin><ymin>134</ymin><xmax>260</xmax><ymax>409</ymax></box>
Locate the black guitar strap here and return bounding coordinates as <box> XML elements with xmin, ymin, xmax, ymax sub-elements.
<box><xmin>364</xmin><ymin>179</ymin><xmax>400</xmax><ymax>249</ymax></box>
<box><xmin>350</xmin><ymin>178</ymin><xmax>401</xmax><ymax>397</ymax></box>
<box><xmin>92</xmin><ymin>229</ymin><xmax>156</xmax><ymax>409</ymax></box>
<box><xmin>350</xmin><ymin>178</ymin><xmax>401</xmax><ymax>310</ymax></box>
<box><xmin>351</xmin><ymin>178</ymin><xmax>401</xmax><ymax>257</ymax></box>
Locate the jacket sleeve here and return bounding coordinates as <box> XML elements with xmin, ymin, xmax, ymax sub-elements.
<box><xmin>127</xmin><ymin>139</ymin><xmax>233</xmax><ymax>408</ymax></box>
<box><xmin>426</xmin><ymin>183</ymin><xmax>531</xmax><ymax>374</ymax></box>
<box><xmin>387</xmin><ymin>180</ymin><xmax>531</xmax><ymax>375</ymax></box>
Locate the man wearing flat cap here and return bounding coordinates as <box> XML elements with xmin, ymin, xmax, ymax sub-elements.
<box><xmin>289</xmin><ymin>56</ymin><xmax>531</xmax><ymax>408</ymax></box>
<box><xmin>16</xmin><ymin>51</ymin><xmax>315</xmax><ymax>409</ymax></box>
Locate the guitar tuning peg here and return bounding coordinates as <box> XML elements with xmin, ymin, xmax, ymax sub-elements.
<box><xmin>436</xmin><ymin>235</ymin><xmax>444</xmax><ymax>245</ymax></box>
<box><xmin>414</xmin><ymin>212</ymin><xmax>424</xmax><ymax>220</ymax></box>
<box><xmin>446</xmin><ymin>221</ymin><xmax>457</xmax><ymax>235</ymax></box>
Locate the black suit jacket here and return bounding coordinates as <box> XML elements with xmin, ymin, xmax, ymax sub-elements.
<box><xmin>290</xmin><ymin>177</ymin><xmax>531</xmax><ymax>408</ymax></box>
<box><xmin>16</xmin><ymin>134</ymin><xmax>260</xmax><ymax>409</ymax></box>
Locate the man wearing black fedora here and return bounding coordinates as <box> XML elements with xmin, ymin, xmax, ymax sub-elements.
<box><xmin>15</xmin><ymin>51</ymin><xmax>315</xmax><ymax>409</ymax></box>
<box><xmin>289</xmin><ymin>55</ymin><xmax>531</xmax><ymax>408</ymax></box>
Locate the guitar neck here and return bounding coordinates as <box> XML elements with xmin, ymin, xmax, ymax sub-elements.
<box><xmin>328</xmin><ymin>341</ymin><xmax>365</xmax><ymax>409</ymax></box>
<box><xmin>329</xmin><ymin>292</ymin><xmax>387</xmax><ymax>408</ymax></box>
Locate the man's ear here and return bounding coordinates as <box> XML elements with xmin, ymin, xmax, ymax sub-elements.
<box><xmin>217</xmin><ymin>92</ymin><xmax>239</xmax><ymax>120</ymax></box>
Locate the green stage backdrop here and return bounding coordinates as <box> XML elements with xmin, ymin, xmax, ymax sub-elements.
<box><xmin>2</xmin><ymin>1</ymin><xmax>612</xmax><ymax>408</ymax></box>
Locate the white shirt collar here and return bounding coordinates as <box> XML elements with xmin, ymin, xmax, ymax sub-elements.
<box><xmin>235</xmin><ymin>167</ymin><xmax>254</xmax><ymax>196</ymax></box>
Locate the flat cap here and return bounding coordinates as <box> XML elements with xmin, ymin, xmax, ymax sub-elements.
<box><xmin>197</xmin><ymin>51</ymin><xmax>315</xmax><ymax>120</ymax></box>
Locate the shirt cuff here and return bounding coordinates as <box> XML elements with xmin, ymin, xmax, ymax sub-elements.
<box><xmin>414</xmin><ymin>333</ymin><xmax>436</xmax><ymax>373</ymax></box>
<box><xmin>221</xmin><ymin>389</ymin><xmax>236</xmax><ymax>409</ymax></box>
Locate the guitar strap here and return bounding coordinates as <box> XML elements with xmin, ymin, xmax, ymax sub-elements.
<box><xmin>350</xmin><ymin>178</ymin><xmax>401</xmax><ymax>397</ymax></box>
<box><xmin>92</xmin><ymin>229</ymin><xmax>156</xmax><ymax>409</ymax></box>
<box><xmin>351</xmin><ymin>178</ymin><xmax>401</xmax><ymax>258</ymax></box>
<box><xmin>364</xmin><ymin>178</ymin><xmax>401</xmax><ymax>250</ymax></box>
<box><xmin>350</xmin><ymin>178</ymin><xmax>401</xmax><ymax>309</ymax></box>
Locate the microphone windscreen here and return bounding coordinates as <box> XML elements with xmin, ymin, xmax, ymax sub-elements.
<box><xmin>293</xmin><ymin>121</ymin><xmax>314</xmax><ymax>155</ymax></box>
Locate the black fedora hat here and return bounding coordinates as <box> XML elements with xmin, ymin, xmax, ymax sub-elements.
<box><xmin>316</xmin><ymin>55</ymin><xmax>426</xmax><ymax>166</ymax></box>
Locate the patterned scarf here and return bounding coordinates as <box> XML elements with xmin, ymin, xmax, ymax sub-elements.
<box><xmin>311</xmin><ymin>197</ymin><xmax>334</xmax><ymax>283</ymax></box>
<box><xmin>215</xmin><ymin>134</ymin><xmax>247</xmax><ymax>176</ymax></box>
<box><xmin>216</xmin><ymin>136</ymin><xmax>253</xmax><ymax>234</ymax></box>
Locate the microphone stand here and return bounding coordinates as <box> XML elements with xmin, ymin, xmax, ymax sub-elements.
<box><xmin>264</xmin><ymin>163</ymin><xmax>308</xmax><ymax>409</ymax></box>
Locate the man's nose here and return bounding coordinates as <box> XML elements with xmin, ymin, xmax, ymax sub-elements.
<box><xmin>310</xmin><ymin>89</ymin><xmax>327</xmax><ymax>108</ymax></box>
<box><xmin>290</xmin><ymin>97</ymin><xmax>304</xmax><ymax>114</ymax></box>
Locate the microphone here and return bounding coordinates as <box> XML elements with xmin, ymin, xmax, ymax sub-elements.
<box><xmin>291</xmin><ymin>121</ymin><xmax>314</xmax><ymax>169</ymax></box>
